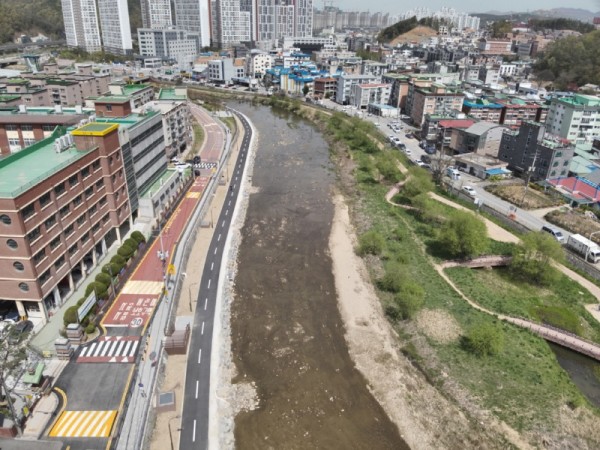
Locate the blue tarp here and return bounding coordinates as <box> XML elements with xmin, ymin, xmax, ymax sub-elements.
<box><xmin>486</xmin><ymin>168</ymin><xmax>511</xmax><ymax>175</ymax></box>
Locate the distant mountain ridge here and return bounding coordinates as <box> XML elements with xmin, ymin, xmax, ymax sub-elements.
<box><xmin>475</xmin><ymin>7</ymin><xmax>599</xmax><ymax>22</ymax></box>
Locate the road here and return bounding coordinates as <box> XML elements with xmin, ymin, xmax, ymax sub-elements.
<box><xmin>179</xmin><ymin>111</ymin><xmax>252</xmax><ymax>449</ymax></box>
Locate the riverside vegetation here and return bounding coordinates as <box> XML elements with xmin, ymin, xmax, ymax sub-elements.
<box><xmin>189</xmin><ymin>88</ymin><xmax>600</xmax><ymax>447</ymax></box>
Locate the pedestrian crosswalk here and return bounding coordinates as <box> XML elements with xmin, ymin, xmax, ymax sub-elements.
<box><xmin>195</xmin><ymin>161</ymin><xmax>217</xmax><ymax>169</ymax></box>
<box><xmin>77</xmin><ymin>336</ymin><xmax>140</xmax><ymax>363</ymax></box>
<box><xmin>49</xmin><ymin>410</ymin><xmax>117</xmax><ymax>437</ymax></box>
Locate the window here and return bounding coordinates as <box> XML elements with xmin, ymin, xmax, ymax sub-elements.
<box><xmin>39</xmin><ymin>192</ymin><xmax>51</xmax><ymax>208</ymax></box>
<box><xmin>19</xmin><ymin>282</ymin><xmax>29</xmax><ymax>292</ymax></box>
<box><xmin>73</xmin><ymin>195</ymin><xmax>82</xmax><ymax>207</ymax></box>
<box><xmin>68</xmin><ymin>244</ymin><xmax>78</xmax><ymax>256</ymax></box>
<box><xmin>106</xmin><ymin>104</ymin><xmax>112</xmax><ymax>111</ymax></box>
<box><xmin>81</xmin><ymin>232</ymin><xmax>90</xmax><ymax>244</ymax></box>
<box><xmin>99</xmin><ymin>197</ymin><xmax>108</xmax><ymax>208</ymax></box>
<box><xmin>45</xmin><ymin>214</ymin><xmax>57</xmax><ymax>230</ymax></box>
<box><xmin>85</xmin><ymin>187</ymin><xmax>94</xmax><ymax>198</ymax></box>
<box><xmin>92</xmin><ymin>160</ymin><xmax>101</xmax><ymax>171</ymax></box>
<box><xmin>22</xmin><ymin>203</ymin><xmax>35</xmax><ymax>220</ymax></box>
<box><xmin>6</xmin><ymin>239</ymin><xmax>18</xmax><ymax>249</ymax></box>
<box><xmin>77</xmin><ymin>214</ymin><xmax>86</xmax><ymax>226</ymax></box>
<box><xmin>0</xmin><ymin>214</ymin><xmax>10</xmax><ymax>225</ymax></box>
<box><xmin>50</xmin><ymin>236</ymin><xmax>61</xmax><ymax>250</ymax></box>
<box><xmin>42</xmin><ymin>125</ymin><xmax>55</xmax><ymax>132</ymax></box>
<box><xmin>82</xmin><ymin>167</ymin><xmax>90</xmax><ymax>178</ymax></box>
<box><xmin>92</xmin><ymin>223</ymin><xmax>100</xmax><ymax>234</ymax></box>
<box><xmin>33</xmin><ymin>249</ymin><xmax>46</xmax><ymax>264</ymax></box>
<box><xmin>5</xmin><ymin>124</ymin><xmax>17</xmax><ymax>131</ymax></box>
<box><xmin>109</xmin><ymin>156</ymin><xmax>114</xmax><ymax>166</ymax></box>
<box><xmin>95</xmin><ymin>179</ymin><xmax>104</xmax><ymax>190</ymax></box>
<box><xmin>69</xmin><ymin>174</ymin><xmax>79</xmax><ymax>187</ymax></box>
<box><xmin>64</xmin><ymin>224</ymin><xmax>74</xmax><ymax>237</ymax></box>
<box><xmin>27</xmin><ymin>226</ymin><xmax>41</xmax><ymax>243</ymax></box>
<box><xmin>89</xmin><ymin>205</ymin><xmax>97</xmax><ymax>216</ymax></box>
<box><xmin>54</xmin><ymin>256</ymin><xmax>65</xmax><ymax>270</ymax></box>
<box><xmin>102</xmin><ymin>214</ymin><xmax>110</xmax><ymax>224</ymax></box>
<box><xmin>21</xmin><ymin>125</ymin><xmax>33</xmax><ymax>131</ymax></box>
<box><xmin>59</xmin><ymin>205</ymin><xmax>70</xmax><ymax>218</ymax></box>
<box><xmin>54</xmin><ymin>183</ymin><xmax>66</xmax><ymax>197</ymax></box>
<box><xmin>13</xmin><ymin>261</ymin><xmax>24</xmax><ymax>272</ymax></box>
<box><xmin>39</xmin><ymin>270</ymin><xmax>50</xmax><ymax>285</ymax></box>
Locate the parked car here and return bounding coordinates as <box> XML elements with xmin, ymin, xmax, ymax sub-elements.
<box><xmin>541</xmin><ymin>225</ymin><xmax>565</xmax><ymax>243</ymax></box>
<box><xmin>405</xmin><ymin>133</ymin><xmax>414</xmax><ymax>139</ymax></box>
<box><xmin>462</xmin><ymin>185</ymin><xmax>477</xmax><ymax>197</ymax></box>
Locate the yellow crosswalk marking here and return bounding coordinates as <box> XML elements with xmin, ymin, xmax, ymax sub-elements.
<box><xmin>49</xmin><ymin>410</ymin><xmax>117</xmax><ymax>438</ymax></box>
<box><xmin>186</xmin><ymin>192</ymin><xmax>201</xmax><ymax>198</ymax></box>
<box><xmin>121</xmin><ymin>280</ymin><xmax>164</xmax><ymax>295</ymax></box>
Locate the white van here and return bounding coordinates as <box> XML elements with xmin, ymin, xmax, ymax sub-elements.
<box><xmin>446</xmin><ymin>167</ymin><xmax>461</xmax><ymax>180</ymax></box>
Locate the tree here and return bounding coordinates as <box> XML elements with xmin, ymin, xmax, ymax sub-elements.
<box><xmin>302</xmin><ymin>85</ymin><xmax>310</xmax><ymax>96</ymax></box>
<box><xmin>131</xmin><ymin>231</ymin><xmax>146</xmax><ymax>244</ymax></box>
<box><xmin>510</xmin><ymin>231</ymin><xmax>564</xmax><ymax>285</ymax></box>
<box><xmin>402</xmin><ymin>168</ymin><xmax>434</xmax><ymax>199</ymax></box>
<box><xmin>462</xmin><ymin>322</ymin><xmax>504</xmax><ymax>357</ymax></box>
<box><xmin>63</xmin><ymin>306</ymin><xmax>79</xmax><ymax>326</ymax></box>
<box><xmin>85</xmin><ymin>281</ymin><xmax>108</xmax><ymax>300</ymax></box>
<box><xmin>438</xmin><ymin>210</ymin><xmax>488</xmax><ymax>259</ymax></box>
<box><xmin>118</xmin><ymin>245</ymin><xmax>134</xmax><ymax>260</ymax></box>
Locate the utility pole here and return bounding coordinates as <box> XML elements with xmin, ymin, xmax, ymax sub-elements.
<box><xmin>520</xmin><ymin>129</ymin><xmax>542</xmax><ymax>207</ymax></box>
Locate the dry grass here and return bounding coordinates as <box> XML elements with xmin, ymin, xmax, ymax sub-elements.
<box><xmin>414</xmin><ymin>309</ymin><xmax>462</xmax><ymax>344</ymax></box>
<box><xmin>546</xmin><ymin>209</ymin><xmax>600</xmax><ymax>242</ymax></box>
<box><xmin>486</xmin><ymin>184</ymin><xmax>564</xmax><ymax>210</ymax></box>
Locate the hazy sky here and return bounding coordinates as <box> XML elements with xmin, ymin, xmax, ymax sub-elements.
<box><xmin>328</xmin><ymin>0</ymin><xmax>600</xmax><ymax>14</ymax></box>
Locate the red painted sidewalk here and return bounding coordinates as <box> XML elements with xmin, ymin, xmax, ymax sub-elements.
<box><xmin>101</xmin><ymin>176</ymin><xmax>208</xmax><ymax>330</ymax></box>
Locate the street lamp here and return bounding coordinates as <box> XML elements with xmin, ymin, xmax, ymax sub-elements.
<box><xmin>168</xmin><ymin>415</ymin><xmax>181</xmax><ymax>450</ymax></box>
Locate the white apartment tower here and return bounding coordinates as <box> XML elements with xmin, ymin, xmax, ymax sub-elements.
<box><xmin>61</xmin><ymin>0</ymin><xmax>102</xmax><ymax>53</ymax></box>
<box><xmin>173</xmin><ymin>0</ymin><xmax>212</xmax><ymax>48</ymax></box>
<box><xmin>294</xmin><ymin>0</ymin><xmax>313</xmax><ymax>37</ymax></box>
<box><xmin>97</xmin><ymin>0</ymin><xmax>133</xmax><ymax>55</ymax></box>
<box><xmin>254</xmin><ymin>0</ymin><xmax>312</xmax><ymax>43</ymax></box>
<box><xmin>212</xmin><ymin>0</ymin><xmax>251</xmax><ymax>48</ymax></box>
<box><xmin>141</xmin><ymin>0</ymin><xmax>173</xmax><ymax>29</ymax></box>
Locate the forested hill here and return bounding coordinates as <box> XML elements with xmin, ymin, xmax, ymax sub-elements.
<box><xmin>0</xmin><ymin>0</ymin><xmax>142</xmax><ymax>44</ymax></box>
<box><xmin>378</xmin><ymin>16</ymin><xmax>449</xmax><ymax>43</ymax></box>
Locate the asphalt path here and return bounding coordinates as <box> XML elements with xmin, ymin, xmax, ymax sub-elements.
<box><xmin>179</xmin><ymin>112</ymin><xmax>252</xmax><ymax>449</ymax></box>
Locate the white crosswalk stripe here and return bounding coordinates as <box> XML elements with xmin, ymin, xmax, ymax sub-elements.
<box><xmin>77</xmin><ymin>336</ymin><xmax>140</xmax><ymax>363</ymax></box>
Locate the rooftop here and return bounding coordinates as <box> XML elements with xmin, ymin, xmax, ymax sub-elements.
<box><xmin>158</xmin><ymin>88</ymin><xmax>187</xmax><ymax>101</ymax></box>
<box><xmin>95</xmin><ymin>95</ymin><xmax>131</xmax><ymax>104</ymax></box>
<box><xmin>95</xmin><ymin>110</ymin><xmax>159</xmax><ymax>129</ymax></box>
<box><xmin>555</xmin><ymin>93</ymin><xmax>600</xmax><ymax>107</ymax></box>
<box><xmin>0</xmin><ymin>128</ymin><xmax>90</xmax><ymax>198</ymax></box>
<box><xmin>140</xmin><ymin>168</ymin><xmax>180</xmax><ymax>197</ymax></box>
<box><xmin>121</xmin><ymin>84</ymin><xmax>152</xmax><ymax>95</ymax></box>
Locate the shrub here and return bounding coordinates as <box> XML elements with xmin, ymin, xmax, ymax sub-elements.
<box><xmin>357</xmin><ymin>230</ymin><xmax>385</xmax><ymax>256</ymax></box>
<box><xmin>63</xmin><ymin>306</ymin><xmax>79</xmax><ymax>326</ymax></box>
<box><xmin>462</xmin><ymin>323</ymin><xmax>504</xmax><ymax>357</ymax></box>
<box><xmin>438</xmin><ymin>210</ymin><xmax>488</xmax><ymax>259</ymax></box>
<box><xmin>111</xmin><ymin>254</ymin><xmax>126</xmax><ymax>266</ymax></box>
<box><xmin>76</xmin><ymin>297</ymin><xmax>86</xmax><ymax>307</ymax></box>
<box><xmin>85</xmin><ymin>281</ymin><xmax>108</xmax><ymax>300</ymax></box>
<box><xmin>123</xmin><ymin>238</ymin><xmax>139</xmax><ymax>251</ymax></box>
<box><xmin>85</xmin><ymin>323</ymin><xmax>96</xmax><ymax>334</ymax></box>
<box><xmin>95</xmin><ymin>272</ymin><xmax>112</xmax><ymax>286</ymax></box>
<box><xmin>131</xmin><ymin>230</ymin><xmax>146</xmax><ymax>244</ymax></box>
<box><xmin>102</xmin><ymin>263</ymin><xmax>121</xmax><ymax>277</ymax></box>
<box><xmin>117</xmin><ymin>245</ymin><xmax>134</xmax><ymax>260</ymax></box>
<box><xmin>402</xmin><ymin>169</ymin><xmax>434</xmax><ymax>199</ymax></box>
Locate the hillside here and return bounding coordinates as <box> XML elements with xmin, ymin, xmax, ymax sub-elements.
<box><xmin>390</xmin><ymin>26</ymin><xmax>438</xmax><ymax>46</ymax></box>
<box><xmin>378</xmin><ymin>16</ymin><xmax>448</xmax><ymax>44</ymax></box>
<box><xmin>0</xmin><ymin>0</ymin><xmax>142</xmax><ymax>45</ymax></box>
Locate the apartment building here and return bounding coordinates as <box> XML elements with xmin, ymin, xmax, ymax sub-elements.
<box><xmin>245</xmin><ymin>51</ymin><xmax>273</xmax><ymax>78</ymax></box>
<box><xmin>207</xmin><ymin>59</ymin><xmax>246</xmax><ymax>83</ymax></box>
<box><xmin>0</xmin><ymin>105</ymin><xmax>92</xmax><ymax>156</ymax></box>
<box><xmin>141</xmin><ymin>0</ymin><xmax>173</xmax><ymax>29</ymax></box>
<box><xmin>497</xmin><ymin>98</ymin><xmax>547</xmax><ymax>127</ymax></box>
<box><xmin>107</xmin><ymin>84</ymin><xmax>155</xmax><ymax>109</ymax></box>
<box><xmin>477</xmin><ymin>38</ymin><xmax>512</xmax><ymax>55</ymax></box>
<box><xmin>350</xmin><ymin>83</ymin><xmax>392</xmax><ymax>109</ymax></box>
<box><xmin>499</xmin><ymin>121</ymin><xmax>574</xmax><ymax>180</ymax></box>
<box><xmin>335</xmin><ymin>74</ymin><xmax>379</xmax><ymax>105</ymax></box>
<box><xmin>61</xmin><ymin>0</ymin><xmax>102</xmax><ymax>53</ymax></box>
<box><xmin>173</xmin><ymin>0</ymin><xmax>211</xmax><ymax>48</ymax></box>
<box><xmin>313</xmin><ymin>77</ymin><xmax>337</xmax><ymax>99</ymax></box>
<box><xmin>97</xmin><ymin>0</ymin><xmax>133</xmax><ymax>55</ymax></box>
<box><xmin>0</xmin><ymin>79</ymin><xmax>50</xmax><ymax>107</ymax></box>
<box><xmin>410</xmin><ymin>83</ymin><xmax>465</xmax><ymax>127</ymax></box>
<box><xmin>0</xmin><ymin>125</ymin><xmax>129</xmax><ymax>324</ymax></box>
<box><xmin>138</xmin><ymin>28</ymin><xmax>201</xmax><ymax>68</ymax></box>
<box><xmin>545</xmin><ymin>94</ymin><xmax>600</xmax><ymax>145</ymax></box>
<box><xmin>462</xmin><ymin>98</ymin><xmax>503</xmax><ymax>123</ymax></box>
<box><xmin>154</xmin><ymin>88</ymin><xmax>192</xmax><ymax>157</ymax></box>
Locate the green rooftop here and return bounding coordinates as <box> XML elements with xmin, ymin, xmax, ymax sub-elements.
<box><xmin>0</xmin><ymin>128</ymin><xmax>90</xmax><ymax>198</ymax></box>
<box><xmin>158</xmin><ymin>88</ymin><xmax>187</xmax><ymax>100</ymax></box>
<box><xmin>140</xmin><ymin>168</ymin><xmax>180</xmax><ymax>198</ymax></box>
<box><xmin>95</xmin><ymin>110</ymin><xmax>159</xmax><ymax>129</ymax></box>
<box><xmin>556</xmin><ymin>94</ymin><xmax>600</xmax><ymax>107</ymax></box>
<box><xmin>121</xmin><ymin>84</ymin><xmax>151</xmax><ymax>94</ymax></box>
<box><xmin>0</xmin><ymin>95</ymin><xmax>21</xmax><ymax>102</ymax></box>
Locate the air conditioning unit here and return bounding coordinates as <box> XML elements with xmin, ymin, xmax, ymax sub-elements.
<box><xmin>54</xmin><ymin>141</ymin><xmax>62</xmax><ymax>153</ymax></box>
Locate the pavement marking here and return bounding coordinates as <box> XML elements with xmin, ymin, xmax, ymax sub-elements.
<box><xmin>214</xmin><ymin>247</ymin><xmax>217</xmax><ymax>255</ymax></box>
<box><xmin>225</xmin><ymin>209</ymin><xmax>229</xmax><ymax>216</ymax></box>
<box><xmin>210</xmin><ymin>262</ymin><xmax>214</xmax><ymax>270</ymax></box>
<box><xmin>49</xmin><ymin>410</ymin><xmax>117</xmax><ymax>438</ymax></box>
<box><xmin>204</xmin><ymin>298</ymin><xmax>208</xmax><ymax>310</ymax></box>
<box><xmin>217</xmin><ymin>233</ymin><xmax>221</xmax><ymax>242</ymax></box>
<box><xmin>195</xmin><ymin>380</ymin><xmax>199</xmax><ymax>399</ymax></box>
<box><xmin>222</xmin><ymin>220</ymin><xmax>226</xmax><ymax>227</ymax></box>
<box><xmin>77</xmin><ymin>336</ymin><xmax>140</xmax><ymax>363</ymax></box>
<box><xmin>186</xmin><ymin>192</ymin><xmax>201</xmax><ymax>198</ymax></box>
<box><xmin>121</xmin><ymin>280</ymin><xmax>164</xmax><ymax>295</ymax></box>
<box><xmin>207</xmin><ymin>279</ymin><xmax>211</xmax><ymax>289</ymax></box>
<box><xmin>198</xmin><ymin>349</ymin><xmax>202</xmax><ymax>364</ymax></box>
<box><xmin>193</xmin><ymin>419</ymin><xmax>197</xmax><ymax>442</ymax></box>
<box><xmin>228</xmin><ymin>200</ymin><xmax>231</xmax><ymax>206</ymax></box>
<box><xmin>201</xmin><ymin>322</ymin><xmax>205</xmax><ymax>335</ymax></box>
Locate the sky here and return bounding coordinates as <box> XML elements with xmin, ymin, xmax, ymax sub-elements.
<box><xmin>326</xmin><ymin>1</ymin><xmax>600</xmax><ymax>15</ymax></box>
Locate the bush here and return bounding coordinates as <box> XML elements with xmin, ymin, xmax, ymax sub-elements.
<box><xmin>102</xmin><ymin>263</ymin><xmax>121</xmax><ymax>277</ymax></box>
<box><xmin>76</xmin><ymin>297</ymin><xmax>86</xmax><ymax>307</ymax></box>
<box><xmin>462</xmin><ymin>323</ymin><xmax>504</xmax><ymax>357</ymax></box>
<box><xmin>438</xmin><ymin>210</ymin><xmax>488</xmax><ymax>259</ymax></box>
<box><xmin>111</xmin><ymin>254</ymin><xmax>126</xmax><ymax>266</ymax></box>
<box><xmin>393</xmin><ymin>287</ymin><xmax>425</xmax><ymax>320</ymax></box>
<box><xmin>85</xmin><ymin>323</ymin><xmax>96</xmax><ymax>334</ymax></box>
<box><xmin>131</xmin><ymin>230</ymin><xmax>146</xmax><ymax>244</ymax></box>
<box><xmin>95</xmin><ymin>272</ymin><xmax>112</xmax><ymax>286</ymax></box>
<box><xmin>402</xmin><ymin>169</ymin><xmax>434</xmax><ymax>199</ymax></box>
<box><xmin>117</xmin><ymin>245</ymin><xmax>134</xmax><ymax>260</ymax></box>
<box><xmin>123</xmin><ymin>238</ymin><xmax>139</xmax><ymax>251</ymax></box>
<box><xmin>85</xmin><ymin>281</ymin><xmax>108</xmax><ymax>299</ymax></box>
<box><xmin>357</xmin><ymin>230</ymin><xmax>385</xmax><ymax>256</ymax></box>
<box><xmin>63</xmin><ymin>306</ymin><xmax>79</xmax><ymax>326</ymax></box>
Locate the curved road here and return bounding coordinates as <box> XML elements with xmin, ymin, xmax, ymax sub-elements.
<box><xmin>179</xmin><ymin>111</ymin><xmax>252</xmax><ymax>449</ymax></box>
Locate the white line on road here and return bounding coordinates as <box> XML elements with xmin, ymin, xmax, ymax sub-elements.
<box><xmin>193</xmin><ymin>420</ymin><xmax>197</xmax><ymax>442</ymax></box>
<box><xmin>214</xmin><ymin>247</ymin><xmax>217</xmax><ymax>255</ymax></box>
<box><xmin>195</xmin><ymin>380</ymin><xmax>199</xmax><ymax>399</ymax></box>
<box><xmin>201</xmin><ymin>322</ymin><xmax>205</xmax><ymax>335</ymax></box>
<box><xmin>225</xmin><ymin>209</ymin><xmax>229</xmax><ymax>216</ymax></box>
<box><xmin>222</xmin><ymin>220</ymin><xmax>225</xmax><ymax>227</ymax></box>
<box><xmin>207</xmin><ymin>279</ymin><xmax>211</xmax><ymax>289</ymax></box>
<box><xmin>217</xmin><ymin>233</ymin><xmax>221</xmax><ymax>241</ymax></box>
<box><xmin>228</xmin><ymin>200</ymin><xmax>231</xmax><ymax>206</ymax></box>
<box><xmin>204</xmin><ymin>298</ymin><xmax>208</xmax><ymax>310</ymax></box>
<box><xmin>210</xmin><ymin>262</ymin><xmax>214</xmax><ymax>270</ymax></box>
<box><xmin>198</xmin><ymin>349</ymin><xmax>202</xmax><ymax>364</ymax></box>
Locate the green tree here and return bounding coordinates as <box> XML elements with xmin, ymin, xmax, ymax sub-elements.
<box><xmin>357</xmin><ymin>230</ymin><xmax>385</xmax><ymax>256</ymax></box>
<box><xmin>387</xmin><ymin>281</ymin><xmax>425</xmax><ymax>321</ymax></box>
<box><xmin>95</xmin><ymin>272</ymin><xmax>112</xmax><ymax>286</ymax></box>
<box><xmin>63</xmin><ymin>306</ymin><xmax>79</xmax><ymax>326</ymax></box>
<box><xmin>302</xmin><ymin>85</ymin><xmax>310</xmax><ymax>96</ymax></box>
<box><xmin>118</xmin><ymin>245</ymin><xmax>134</xmax><ymax>260</ymax></box>
<box><xmin>510</xmin><ymin>231</ymin><xmax>564</xmax><ymax>285</ymax></box>
<box><xmin>131</xmin><ymin>231</ymin><xmax>146</xmax><ymax>244</ymax></box>
<box><xmin>85</xmin><ymin>281</ymin><xmax>108</xmax><ymax>300</ymax></box>
<box><xmin>438</xmin><ymin>210</ymin><xmax>488</xmax><ymax>259</ymax></box>
<box><xmin>462</xmin><ymin>323</ymin><xmax>504</xmax><ymax>357</ymax></box>
<box><xmin>402</xmin><ymin>168</ymin><xmax>434</xmax><ymax>199</ymax></box>
<box><xmin>376</xmin><ymin>156</ymin><xmax>402</xmax><ymax>183</ymax></box>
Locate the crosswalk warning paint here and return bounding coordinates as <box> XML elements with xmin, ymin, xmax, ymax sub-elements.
<box><xmin>49</xmin><ymin>410</ymin><xmax>117</xmax><ymax>438</ymax></box>
<box><xmin>77</xmin><ymin>336</ymin><xmax>140</xmax><ymax>363</ymax></box>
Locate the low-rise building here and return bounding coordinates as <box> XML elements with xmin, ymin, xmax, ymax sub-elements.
<box><xmin>335</xmin><ymin>74</ymin><xmax>379</xmax><ymax>105</ymax></box>
<box><xmin>138</xmin><ymin>28</ymin><xmax>201</xmax><ymax>69</ymax></box>
<box><xmin>350</xmin><ymin>83</ymin><xmax>392</xmax><ymax>109</ymax></box>
<box><xmin>207</xmin><ymin>58</ymin><xmax>246</xmax><ymax>84</ymax></box>
<box><xmin>462</xmin><ymin>98</ymin><xmax>503</xmax><ymax>123</ymax></box>
<box><xmin>410</xmin><ymin>83</ymin><xmax>464</xmax><ymax>127</ymax></box>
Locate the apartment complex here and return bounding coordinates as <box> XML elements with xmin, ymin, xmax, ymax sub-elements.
<box><xmin>61</xmin><ymin>0</ymin><xmax>102</xmax><ymax>53</ymax></box>
<box><xmin>0</xmin><ymin>125</ymin><xmax>130</xmax><ymax>324</ymax></box>
<box><xmin>335</xmin><ymin>74</ymin><xmax>379</xmax><ymax>104</ymax></box>
<box><xmin>410</xmin><ymin>84</ymin><xmax>465</xmax><ymax>127</ymax></box>
<box><xmin>138</xmin><ymin>28</ymin><xmax>201</xmax><ymax>68</ymax></box>
<box><xmin>545</xmin><ymin>94</ymin><xmax>600</xmax><ymax>145</ymax></box>
<box><xmin>350</xmin><ymin>83</ymin><xmax>392</xmax><ymax>109</ymax></box>
<box><xmin>141</xmin><ymin>0</ymin><xmax>173</xmax><ymax>29</ymax></box>
<box><xmin>173</xmin><ymin>0</ymin><xmax>212</xmax><ymax>48</ymax></box>
<box><xmin>97</xmin><ymin>0</ymin><xmax>133</xmax><ymax>55</ymax></box>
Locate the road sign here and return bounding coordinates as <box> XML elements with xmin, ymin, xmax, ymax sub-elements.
<box><xmin>130</xmin><ymin>317</ymin><xmax>143</xmax><ymax>327</ymax></box>
<box><xmin>167</xmin><ymin>264</ymin><xmax>176</xmax><ymax>275</ymax></box>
